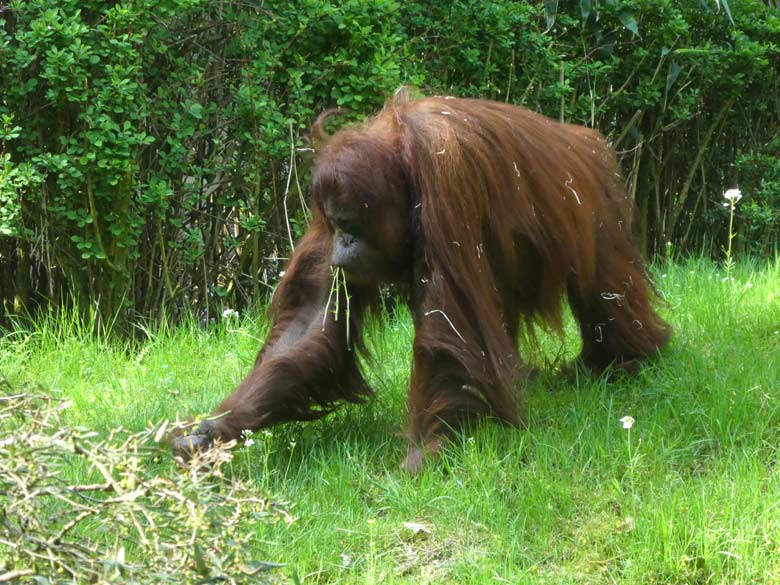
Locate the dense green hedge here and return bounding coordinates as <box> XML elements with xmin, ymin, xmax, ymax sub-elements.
<box><xmin>1</xmin><ymin>0</ymin><xmax>778</xmax><ymax>325</ymax></box>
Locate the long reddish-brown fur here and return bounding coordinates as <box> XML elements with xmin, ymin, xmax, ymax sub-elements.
<box><xmin>174</xmin><ymin>92</ymin><xmax>671</xmax><ymax>471</ymax></box>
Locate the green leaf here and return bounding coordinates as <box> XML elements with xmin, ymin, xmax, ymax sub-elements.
<box><xmin>719</xmin><ymin>0</ymin><xmax>735</xmax><ymax>26</ymax></box>
<box><xmin>619</xmin><ymin>11</ymin><xmax>639</xmax><ymax>36</ymax></box>
<box><xmin>188</xmin><ymin>102</ymin><xmax>204</xmax><ymax>120</ymax></box>
<box><xmin>544</xmin><ymin>0</ymin><xmax>558</xmax><ymax>33</ymax></box>
<box><xmin>193</xmin><ymin>543</ymin><xmax>209</xmax><ymax>576</ymax></box>
<box><xmin>665</xmin><ymin>62</ymin><xmax>682</xmax><ymax>95</ymax></box>
<box><xmin>580</xmin><ymin>0</ymin><xmax>591</xmax><ymax>21</ymax></box>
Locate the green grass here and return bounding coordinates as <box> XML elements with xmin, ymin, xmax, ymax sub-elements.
<box><xmin>1</xmin><ymin>257</ymin><xmax>779</xmax><ymax>583</ymax></box>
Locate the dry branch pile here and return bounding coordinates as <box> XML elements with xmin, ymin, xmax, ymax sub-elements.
<box><xmin>0</xmin><ymin>384</ymin><xmax>290</xmax><ymax>584</ymax></box>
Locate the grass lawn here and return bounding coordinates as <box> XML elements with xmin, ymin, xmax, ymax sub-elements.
<box><xmin>1</xmin><ymin>257</ymin><xmax>779</xmax><ymax>583</ymax></box>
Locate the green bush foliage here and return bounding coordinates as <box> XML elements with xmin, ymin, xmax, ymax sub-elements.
<box><xmin>1</xmin><ymin>0</ymin><xmax>778</xmax><ymax>324</ymax></box>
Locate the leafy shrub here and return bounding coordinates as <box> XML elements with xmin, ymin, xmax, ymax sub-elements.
<box><xmin>732</xmin><ymin>142</ymin><xmax>780</xmax><ymax>254</ymax></box>
<box><xmin>1</xmin><ymin>0</ymin><xmax>777</xmax><ymax>325</ymax></box>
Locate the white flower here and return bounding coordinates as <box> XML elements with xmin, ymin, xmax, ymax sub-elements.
<box><xmin>723</xmin><ymin>188</ymin><xmax>742</xmax><ymax>205</ymax></box>
<box><xmin>620</xmin><ymin>416</ymin><xmax>635</xmax><ymax>430</ymax></box>
<box><xmin>222</xmin><ymin>308</ymin><xmax>239</xmax><ymax>319</ymax></box>
<box><xmin>240</xmin><ymin>429</ymin><xmax>255</xmax><ymax>447</ymax></box>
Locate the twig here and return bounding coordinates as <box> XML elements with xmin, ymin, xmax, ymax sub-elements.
<box><xmin>283</xmin><ymin>121</ymin><xmax>297</xmax><ymax>251</ymax></box>
<box><xmin>424</xmin><ymin>309</ymin><xmax>466</xmax><ymax>344</ymax></box>
<box><xmin>0</xmin><ymin>569</ymin><xmax>34</xmax><ymax>582</ymax></box>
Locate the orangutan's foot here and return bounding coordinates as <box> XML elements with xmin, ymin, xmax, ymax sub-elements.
<box><xmin>399</xmin><ymin>437</ymin><xmax>443</xmax><ymax>474</ymax></box>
